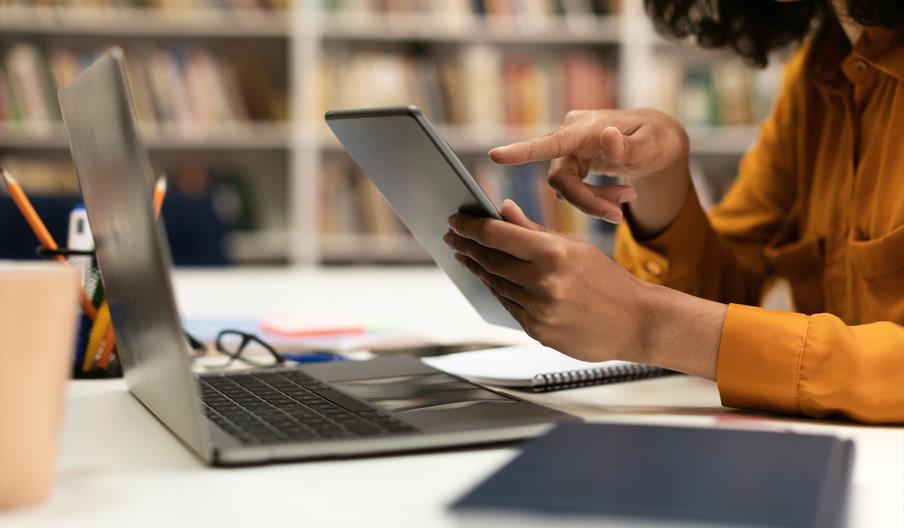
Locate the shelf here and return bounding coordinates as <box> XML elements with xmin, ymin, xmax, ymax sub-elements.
<box><xmin>0</xmin><ymin>0</ymin><xmax>774</xmax><ymax>267</ymax></box>
<box><xmin>230</xmin><ymin>231</ymin><xmax>611</xmax><ymax>264</ymax></box>
<box><xmin>18</xmin><ymin>122</ymin><xmax>742</xmax><ymax>157</ymax></box>
<box><xmin>227</xmin><ymin>230</ymin><xmax>291</xmax><ymax>264</ymax></box>
<box><xmin>315</xmin><ymin>14</ymin><xmax>621</xmax><ymax>45</ymax></box>
<box><xmin>0</xmin><ymin>121</ymin><xmax>290</xmax><ymax>151</ymax></box>
<box><xmin>439</xmin><ymin>125</ymin><xmax>561</xmax><ymax>153</ymax></box>
<box><xmin>320</xmin><ymin>124</ymin><xmax>760</xmax><ymax>156</ymax></box>
<box><xmin>317</xmin><ymin>124</ymin><xmax>562</xmax><ymax>155</ymax></box>
<box><xmin>686</xmin><ymin>125</ymin><xmax>759</xmax><ymax>155</ymax></box>
<box><xmin>319</xmin><ymin>235</ymin><xmax>430</xmax><ymax>263</ymax></box>
<box><xmin>225</xmin><ymin>231</ymin><xmax>431</xmax><ymax>264</ymax></box>
<box><xmin>0</xmin><ymin>5</ymin><xmax>289</xmax><ymax>39</ymax></box>
<box><xmin>0</xmin><ymin>7</ymin><xmax>618</xmax><ymax>44</ymax></box>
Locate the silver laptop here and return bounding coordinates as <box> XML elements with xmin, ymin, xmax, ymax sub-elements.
<box><xmin>57</xmin><ymin>48</ymin><xmax>577</xmax><ymax>466</ymax></box>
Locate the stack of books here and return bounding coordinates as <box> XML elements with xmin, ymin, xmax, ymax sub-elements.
<box><xmin>314</xmin><ymin>48</ymin><xmax>615</xmax><ymax>131</ymax></box>
<box><xmin>1</xmin><ymin>44</ymin><xmax>287</xmax><ymax>129</ymax></box>
<box><xmin>315</xmin><ymin>0</ymin><xmax>618</xmax><ymax>25</ymax></box>
<box><xmin>653</xmin><ymin>59</ymin><xmax>781</xmax><ymax>127</ymax></box>
<box><xmin>318</xmin><ymin>159</ymin><xmax>403</xmax><ymax>243</ymax></box>
<box><xmin>0</xmin><ymin>44</ymin><xmax>60</xmax><ymax>125</ymax></box>
<box><xmin>0</xmin><ymin>0</ymin><xmax>290</xmax><ymax>12</ymax></box>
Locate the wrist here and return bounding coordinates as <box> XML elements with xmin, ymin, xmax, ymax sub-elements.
<box><xmin>633</xmin><ymin>282</ymin><xmax>725</xmax><ymax>380</ymax></box>
<box><xmin>627</xmin><ymin>161</ymin><xmax>691</xmax><ymax>240</ymax></box>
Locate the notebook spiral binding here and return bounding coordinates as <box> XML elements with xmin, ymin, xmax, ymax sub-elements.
<box><xmin>531</xmin><ymin>364</ymin><xmax>677</xmax><ymax>392</ymax></box>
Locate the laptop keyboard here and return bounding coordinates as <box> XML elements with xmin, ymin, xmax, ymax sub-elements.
<box><xmin>200</xmin><ymin>370</ymin><xmax>417</xmax><ymax>446</ymax></box>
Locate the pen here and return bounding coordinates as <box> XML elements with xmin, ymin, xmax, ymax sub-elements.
<box><xmin>260</xmin><ymin>324</ymin><xmax>368</xmax><ymax>338</ymax></box>
<box><xmin>66</xmin><ymin>205</ymin><xmax>95</xmax><ymax>293</ymax></box>
<box><xmin>281</xmin><ymin>352</ymin><xmax>348</xmax><ymax>364</ymax></box>
<box><xmin>1</xmin><ymin>164</ymin><xmax>98</xmax><ymax>321</ymax></box>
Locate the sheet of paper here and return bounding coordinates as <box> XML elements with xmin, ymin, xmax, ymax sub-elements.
<box><xmin>423</xmin><ymin>345</ymin><xmax>635</xmax><ymax>385</ymax></box>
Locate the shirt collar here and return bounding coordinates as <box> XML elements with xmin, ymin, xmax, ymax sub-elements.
<box><xmin>807</xmin><ymin>21</ymin><xmax>904</xmax><ymax>89</ymax></box>
<box><xmin>855</xmin><ymin>25</ymin><xmax>904</xmax><ymax>81</ymax></box>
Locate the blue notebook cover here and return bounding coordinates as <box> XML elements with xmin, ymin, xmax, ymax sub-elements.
<box><xmin>452</xmin><ymin>423</ymin><xmax>854</xmax><ymax>527</ymax></box>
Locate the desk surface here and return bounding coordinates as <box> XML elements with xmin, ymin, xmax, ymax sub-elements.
<box><xmin>3</xmin><ymin>268</ymin><xmax>902</xmax><ymax>528</ymax></box>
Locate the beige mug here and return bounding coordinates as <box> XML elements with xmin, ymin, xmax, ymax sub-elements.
<box><xmin>0</xmin><ymin>261</ymin><xmax>80</xmax><ymax>510</ymax></box>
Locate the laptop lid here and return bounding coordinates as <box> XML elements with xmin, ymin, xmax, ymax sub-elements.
<box><xmin>58</xmin><ymin>48</ymin><xmax>212</xmax><ymax>460</ymax></box>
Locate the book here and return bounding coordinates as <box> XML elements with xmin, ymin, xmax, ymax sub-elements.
<box><xmin>314</xmin><ymin>0</ymin><xmax>620</xmax><ymax>24</ymax></box>
<box><xmin>0</xmin><ymin>0</ymin><xmax>289</xmax><ymax>13</ymax></box>
<box><xmin>452</xmin><ymin>423</ymin><xmax>854</xmax><ymax>527</ymax></box>
<box><xmin>652</xmin><ymin>58</ymin><xmax>779</xmax><ymax>127</ymax></box>
<box><xmin>317</xmin><ymin>158</ymin><xmax>406</xmax><ymax>243</ymax></box>
<box><xmin>4</xmin><ymin>44</ymin><xmax>58</xmax><ymax>123</ymax></box>
<box><xmin>0</xmin><ymin>43</ymin><xmax>284</xmax><ymax>127</ymax></box>
<box><xmin>423</xmin><ymin>345</ymin><xmax>674</xmax><ymax>392</ymax></box>
<box><xmin>316</xmin><ymin>47</ymin><xmax>616</xmax><ymax>130</ymax></box>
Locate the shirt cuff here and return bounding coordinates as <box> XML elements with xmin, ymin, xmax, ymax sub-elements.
<box><xmin>717</xmin><ymin>303</ymin><xmax>810</xmax><ymax>415</ymax></box>
<box><xmin>615</xmin><ymin>186</ymin><xmax>710</xmax><ymax>285</ymax></box>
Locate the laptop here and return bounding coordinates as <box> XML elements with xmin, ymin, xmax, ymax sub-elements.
<box><xmin>57</xmin><ymin>48</ymin><xmax>578</xmax><ymax>466</ymax></box>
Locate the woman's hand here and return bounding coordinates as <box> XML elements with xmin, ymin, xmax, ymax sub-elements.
<box><xmin>446</xmin><ymin>200</ymin><xmax>648</xmax><ymax>362</ymax></box>
<box><xmin>490</xmin><ymin>108</ymin><xmax>691</xmax><ymax>237</ymax></box>
<box><xmin>444</xmin><ymin>200</ymin><xmax>726</xmax><ymax>379</ymax></box>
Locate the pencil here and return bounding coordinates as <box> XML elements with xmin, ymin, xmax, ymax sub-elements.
<box><xmin>1</xmin><ymin>165</ymin><xmax>98</xmax><ymax>321</ymax></box>
<box><xmin>97</xmin><ymin>312</ymin><xmax>117</xmax><ymax>370</ymax></box>
<box><xmin>83</xmin><ymin>302</ymin><xmax>111</xmax><ymax>372</ymax></box>
<box><xmin>153</xmin><ymin>175</ymin><xmax>167</xmax><ymax>217</ymax></box>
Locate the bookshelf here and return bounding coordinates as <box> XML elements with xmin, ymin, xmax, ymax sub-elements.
<box><xmin>1</xmin><ymin>0</ymin><xmax>771</xmax><ymax>266</ymax></box>
<box><xmin>0</xmin><ymin>121</ymin><xmax>291</xmax><ymax>150</ymax></box>
<box><xmin>315</xmin><ymin>15</ymin><xmax>621</xmax><ymax>45</ymax></box>
<box><xmin>0</xmin><ymin>5</ymin><xmax>290</xmax><ymax>38</ymax></box>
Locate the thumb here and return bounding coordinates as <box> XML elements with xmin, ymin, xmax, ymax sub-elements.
<box><xmin>599</xmin><ymin>126</ymin><xmax>633</xmax><ymax>166</ymax></box>
<box><xmin>500</xmin><ymin>199</ymin><xmax>544</xmax><ymax>231</ymax></box>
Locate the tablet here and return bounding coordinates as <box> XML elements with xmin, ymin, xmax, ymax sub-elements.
<box><xmin>325</xmin><ymin>106</ymin><xmax>519</xmax><ymax>329</ymax></box>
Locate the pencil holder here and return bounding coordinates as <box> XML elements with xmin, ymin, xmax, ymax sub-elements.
<box><xmin>37</xmin><ymin>246</ymin><xmax>122</xmax><ymax>379</ymax></box>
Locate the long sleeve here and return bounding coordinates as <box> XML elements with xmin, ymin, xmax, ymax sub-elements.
<box><xmin>615</xmin><ymin>49</ymin><xmax>803</xmax><ymax>306</ymax></box>
<box><xmin>718</xmin><ymin>305</ymin><xmax>904</xmax><ymax>423</ymax></box>
<box><xmin>614</xmin><ymin>38</ymin><xmax>904</xmax><ymax>423</ymax></box>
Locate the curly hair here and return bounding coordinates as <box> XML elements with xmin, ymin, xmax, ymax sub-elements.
<box><xmin>644</xmin><ymin>0</ymin><xmax>904</xmax><ymax>67</ymax></box>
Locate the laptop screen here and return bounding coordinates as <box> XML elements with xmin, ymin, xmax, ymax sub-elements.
<box><xmin>58</xmin><ymin>48</ymin><xmax>211</xmax><ymax>459</ymax></box>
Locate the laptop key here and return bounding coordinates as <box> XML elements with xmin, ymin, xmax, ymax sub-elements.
<box><xmin>312</xmin><ymin>426</ymin><xmax>349</xmax><ymax>439</ymax></box>
<box><xmin>309</xmin><ymin>389</ymin><xmax>372</xmax><ymax>412</ymax></box>
<box><xmin>202</xmin><ymin>371</ymin><xmax>418</xmax><ymax>445</ymax></box>
<box><xmin>285</xmin><ymin>429</ymin><xmax>317</xmax><ymax>441</ymax></box>
<box><xmin>342</xmin><ymin>421</ymin><xmax>382</xmax><ymax>436</ymax></box>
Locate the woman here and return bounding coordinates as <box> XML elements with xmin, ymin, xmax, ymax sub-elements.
<box><xmin>443</xmin><ymin>0</ymin><xmax>903</xmax><ymax>423</ymax></box>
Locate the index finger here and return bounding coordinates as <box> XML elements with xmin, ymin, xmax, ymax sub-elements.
<box><xmin>489</xmin><ymin>127</ymin><xmax>583</xmax><ymax>165</ymax></box>
<box><xmin>447</xmin><ymin>214</ymin><xmax>550</xmax><ymax>261</ymax></box>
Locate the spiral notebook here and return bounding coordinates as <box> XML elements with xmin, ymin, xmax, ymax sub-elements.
<box><xmin>423</xmin><ymin>345</ymin><xmax>676</xmax><ymax>392</ymax></box>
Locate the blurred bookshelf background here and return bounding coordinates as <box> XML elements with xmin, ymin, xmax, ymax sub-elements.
<box><xmin>0</xmin><ymin>0</ymin><xmax>782</xmax><ymax>266</ymax></box>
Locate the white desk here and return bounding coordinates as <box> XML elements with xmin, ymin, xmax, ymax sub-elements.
<box><xmin>3</xmin><ymin>268</ymin><xmax>902</xmax><ymax>527</ymax></box>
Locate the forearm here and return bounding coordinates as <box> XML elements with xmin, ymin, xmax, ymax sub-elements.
<box><xmin>634</xmin><ymin>281</ymin><xmax>727</xmax><ymax>379</ymax></box>
<box><xmin>626</xmin><ymin>154</ymin><xmax>692</xmax><ymax>239</ymax></box>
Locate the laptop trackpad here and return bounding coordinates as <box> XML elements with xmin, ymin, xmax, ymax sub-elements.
<box><xmin>333</xmin><ymin>371</ymin><xmax>512</xmax><ymax>413</ymax></box>
<box><xmin>302</xmin><ymin>355</ymin><xmax>514</xmax><ymax>416</ymax></box>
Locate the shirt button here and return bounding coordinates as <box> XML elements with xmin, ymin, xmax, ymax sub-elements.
<box><xmin>644</xmin><ymin>261</ymin><xmax>664</xmax><ymax>277</ymax></box>
<box><xmin>854</xmin><ymin>60</ymin><xmax>868</xmax><ymax>73</ymax></box>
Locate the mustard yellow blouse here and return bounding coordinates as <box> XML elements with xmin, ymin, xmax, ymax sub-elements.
<box><xmin>616</xmin><ymin>22</ymin><xmax>904</xmax><ymax>423</ymax></box>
